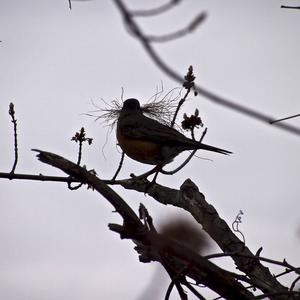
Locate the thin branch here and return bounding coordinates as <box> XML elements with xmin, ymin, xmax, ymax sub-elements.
<box><xmin>0</xmin><ymin>172</ymin><xmax>80</xmax><ymax>183</ymax></box>
<box><xmin>9</xmin><ymin>103</ymin><xmax>19</xmax><ymax>174</ymax></box>
<box><xmin>232</xmin><ymin>210</ymin><xmax>246</xmax><ymax>245</ymax></box>
<box><xmin>204</xmin><ymin>252</ymin><xmax>300</xmax><ymax>275</ymax></box>
<box><xmin>71</xmin><ymin>127</ymin><xmax>93</xmax><ymax>166</ymax></box>
<box><xmin>281</xmin><ymin>5</ymin><xmax>300</xmax><ymax>10</ymax></box>
<box><xmin>111</xmin><ymin>151</ymin><xmax>125</xmax><ymax>180</ymax></box>
<box><xmin>270</xmin><ymin>113</ymin><xmax>300</xmax><ymax>124</ymax></box>
<box><xmin>164</xmin><ymin>268</ymin><xmax>187</xmax><ymax>300</ymax></box>
<box><xmin>170</xmin><ymin>66</ymin><xmax>194</xmax><ymax>128</ymax></box>
<box><xmin>33</xmin><ymin>149</ymin><xmax>142</xmax><ymax>225</ymax></box>
<box><xmin>255</xmin><ymin>291</ymin><xmax>300</xmax><ymax>299</ymax></box>
<box><xmin>182</xmin><ymin>278</ymin><xmax>206</xmax><ymax>300</ymax></box>
<box><xmin>113</xmin><ymin>0</ymin><xmax>300</xmax><ymax>136</ymax></box>
<box><xmin>165</xmin><ymin>277</ymin><xmax>176</xmax><ymax>300</ymax></box>
<box><xmin>290</xmin><ymin>275</ymin><xmax>300</xmax><ymax>292</ymax></box>
<box><xmin>160</xmin><ymin>128</ymin><xmax>207</xmax><ymax>175</ymax></box>
<box><xmin>132</xmin><ymin>0</ymin><xmax>182</xmax><ymax>17</ymax></box>
<box><xmin>146</xmin><ymin>12</ymin><xmax>207</xmax><ymax>43</ymax></box>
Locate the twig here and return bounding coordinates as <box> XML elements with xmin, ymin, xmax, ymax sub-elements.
<box><xmin>0</xmin><ymin>172</ymin><xmax>80</xmax><ymax>183</ymax></box>
<box><xmin>132</xmin><ymin>0</ymin><xmax>182</xmax><ymax>17</ymax></box>
<box><xmin>164</xmin><ymin>267</ymin><xmax>188</xmax><ymax>300</ymax></box>
<box><xmin>171</xmin><ymin>66</ymin><xmax>195</xmax><ymax>128</ymax></box>
<box><xmin>160</xmin><ymin>128</ymin><xmax>207</xmax><ymax>175</ymax></box>
<box><xmin>182</xmin><ymin>278</ymin><xmax>206</xmax><ymax>300</ymax></box>
<box><xmin>255</xmin><ymin>291</ymin><xmax>300</xmax><ymax>299</ymax></box>
<box><xmin>290</xmin><ymin>274</ymin><xmax>300</xmax><ymax>291</ymax></box>
<box><xmin>113</xmin><ymin>0</ymin><xmax>300</xmax><ymax>136</ymax></box>
<box><xmin>8</xmin><ymin>103</ymin><xmax>19</xmax><ymax>174</ymax></box>
<box><xmin>204</xmin><ymin>252</ymin><xmax>300</xmax><ymax>275</ymax></box>
<box><xmin>232</xmin><ymin>210</ymin><xmax>246</xmax><ymax>245</ymax></box>
<box><xmin>111</xmin><ymin>151</ymin><xmax>125</xmax><ymax>180</ymax></box>
<box><xmin>281</xmin><ymin>5</ymin><xmax>300</xmax><ymax>10</ymax></box>
<box><xmin>71</xmin><ymin>127</ymin><xmax>93</xmax><ymax>165</ymax></box>
<box><xmin>270</xmin><ymin>114</ymin><xmax>300</xmax><ymax>124</ymax></box>
<box><xmin>165</xmin><ymin>277</ymin><xmax>176</xmax><ymax>300</ymax></box>
<box><xmin>146</xmin><ymin>12</ymin><xmax>207</xmax><ymax>43</ymax></box>
<box><xmin>68</xmin><ymin>0</ymin><xmax>72</xmax><ymax>9</ymax></box>
<box><xmin>68</xmin><ymin>181</ymin><xmax>83</xmax><ymax>190</ymax></box>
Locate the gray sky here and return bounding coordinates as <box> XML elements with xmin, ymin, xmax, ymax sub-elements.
<box><xmin>1</xmin><ymin>0</ymin><xmax>300</xmax><ymax>299</ymax></box>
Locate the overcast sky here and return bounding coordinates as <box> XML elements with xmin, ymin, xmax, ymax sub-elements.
<box><xmin>1</xmin><ymin>1</ymin><xmax>300</xmax><ymax>299</ymax></box>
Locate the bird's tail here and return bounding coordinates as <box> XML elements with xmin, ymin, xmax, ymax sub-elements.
<box><xmin>198</xmin><ymin>143</ymin><xmax>232</xmax><ymax>155</ymax></box>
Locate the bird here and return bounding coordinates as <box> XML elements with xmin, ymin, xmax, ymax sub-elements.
<box><xmin>116</xmin><ymin>98</ymin><xmax>231</xmax><ymax>165</ymax></box>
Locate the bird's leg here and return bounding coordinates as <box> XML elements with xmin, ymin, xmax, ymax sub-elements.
<box><xmin>151</xmin><ymin>162</ymin><xmax>165</xmax><ymax>183</ymax></box>
<box><xmin>129</xmin><ymin>165</ymin><xmax>159</xmax><ymax>181</ymax></box>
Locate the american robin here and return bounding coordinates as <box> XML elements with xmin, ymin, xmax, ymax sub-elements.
<box><xmin>117</xmin><ymin>98</ymin><xmax>231</xmax><ymax>165</ymax></box>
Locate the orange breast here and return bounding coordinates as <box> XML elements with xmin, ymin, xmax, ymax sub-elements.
<box><xmin>117</xmin><ymin>129</ymin><xmax>162</xmax><ymax>165</ymax></box>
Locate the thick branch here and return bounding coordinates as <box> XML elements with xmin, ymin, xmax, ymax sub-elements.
<box><xmin>33</xmin><ymin>149</ymin><xmax>254</xmax><ymax>299</ymax></box>
<box><xmin>117</xmin><ymin>177</ymin><xmax>291</xmax><ymax>299</ymax></box>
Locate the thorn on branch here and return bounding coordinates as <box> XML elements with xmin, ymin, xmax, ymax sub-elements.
<box><xmin>9</xmin><ymin>102</ymin><xmax>19</xmax><ymax>174</ymax></box>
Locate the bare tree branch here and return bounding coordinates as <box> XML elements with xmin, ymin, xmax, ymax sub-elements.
<box><xmin>113</xmin><ymin>0</ymin><xmax>300</xmax><ymax>136</ymax></box>
<box><xmin>270</xmin><ymin>113</ymin><xmax>300</xmax><ymax>124</ymax></box>
<box><xmin>117</xmin><ymin>177</ymin><xmax>291</xmax><ymax>299</ymax></box>
<box><xmin>146</xmin><ymin>12</ymin><xmax>207</xmax><ymax>43</ymax></box>
<box><xmin>281</xmin><ymin>5</ymin><xmax>300</xmax><ymax>10</ymax></box>
<box><xmin>8</xmin><ymin>103</ymin><xmax>19</xmax><ymax>173</ymax></box>
<box><xmin>131</xmin><ymin>0</ymin><xmax>182</xmax><ymax>17</ymax></box>
<box><xmin>32</xmin><ymin>149</ymin><xmax>256</xmax><ymax>300</ymax></box>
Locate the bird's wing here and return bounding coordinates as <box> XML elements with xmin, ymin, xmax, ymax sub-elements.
<box><xmin>122</xmin><ymin>114</ymin><xmax>192</xmax><ymax>146</ymax></box>
<box><xmin>120</xmin><ymin>113</ymin><xmax>232</xmax><ymax>154</ymax></box>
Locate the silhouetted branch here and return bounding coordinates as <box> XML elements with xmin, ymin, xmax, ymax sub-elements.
<box><xmin>117</xmin><ymin>177</ymin><xmax>290</xmax><ymax>298</ymax></box>
<box><xmin>281</xmin><ymin>5</ymin><xmax>300</xmax><ymax>10</ymax></box>
<box><xmin>111</xmin><ymin>150</ymin><xmax>125</xmax><ymax>180</ymax></box>
<box><xmin>71</xmin><ymin>127</ymin><xmax>93</xmax><ymax>165</ymax></box>
<box><xmin>8</xmin><ymin>103</ymin><xmax>19</xmax><ymax>174</ymax></box>
<box><xmin>204</xmin><ymin>252</ymin><xmax>300</xmax><ymax>275</ymax></box>
<box><xmin>32</xmin><ymin>149</ymin><xmax>256</xmax><ymax>299</ymax></box>
<box><xmin>146</xmin><ymin>12</ymin><xmax>207</xmax><ymax>43</ymax></box>
<box><xmin>113</xmin><ymin>0</ymin><xmax>300</xmax><ymax>136</ymax></box>
<box><xmin>171</xmin><ymin>66</ymin><xmax>196</xmax><ymax>128</ymax></box>
<box><xmin>270</xmin><ymin>113</ymin><xmax>300</xmax><ymax>124</ymax></box>
<box><xmin>0</xmin><ymin>172</ymin><xmax>80</xmax><ymax>183</ymax></box>
<box><xmin>160</xmin><ymin>128</ymin><xmax>207</xmax><ymax>175</ymax></box>
<box><xmin>132</xmin><ymin>0</ymin><xmax>182</xmax><ymax>17</ymax></box>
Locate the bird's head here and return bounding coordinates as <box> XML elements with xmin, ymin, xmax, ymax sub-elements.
<box><xmin>122</xmin><ymin>99</ymin><xmax>141</xmax><ymax>111</ymax></box>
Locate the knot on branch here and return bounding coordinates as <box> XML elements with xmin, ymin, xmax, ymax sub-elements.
<box><xmin>180</xmin><ymin>178</ymin><xmax>203</xmax><ymax>201</ymax></box>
